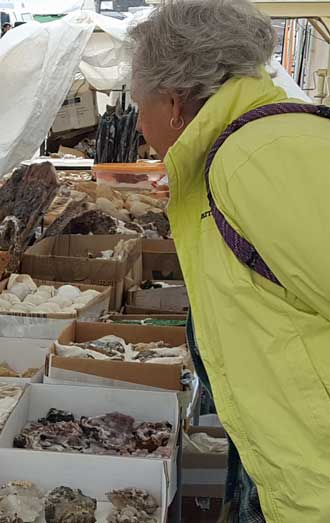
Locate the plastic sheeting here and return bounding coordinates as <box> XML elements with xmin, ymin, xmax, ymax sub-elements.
<box><xmin>269</xmin><ymin>58</ymin><xmax>311</xmax><ymax>102</ymax></box>
<box><xmin>26</xmin><ymin>0</ymin><xmax>85</xmax><ymax>15</ymax></box>
<box><xmin>0</xmin><ymin>11</ymin><xmax>130</xmax><ymax>176</ymax></box>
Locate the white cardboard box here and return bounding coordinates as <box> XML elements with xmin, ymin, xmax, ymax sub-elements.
<box><xmin>0</xmin><ymin>338</ymin><xmax>51</xmax><ymax>384</ymax></box>
<box><xmin>0</xmin><ymin>384</ymin><xmax>179</xmax><ymax>502</ymax></box>
<box><xmin>0</xmin><ymin>280</ymin><xmax>111</xmax><ymax>340</ymax></box>
<box><xmin>0</xmin><ymin>449</ymin><xmax>168</xmax><ymax>522</ymax></box>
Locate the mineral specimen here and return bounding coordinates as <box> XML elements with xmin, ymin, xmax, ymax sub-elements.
<box><xmin>0</xmin><ymin>277</ymin><xmax>98</xmax><ymax>317</ymax></box>
<box><xmin>0</xmin><ymin>163</ymin><xmax>59</xmax><ymax>273</ymax></box>
<box><xmin>75</xmin><ymin>336</ymin><xmax>127</xmax><ymax>359</ymax></box>
<box><xmin>0</xmin><ymin>481</ymin><xmax>44</xmax><ymax>523</ymax></box>
<box><xmin>45</xmin><ymin>486</ymin><xmax>96</xmax><ymax>523</ymax></box>
<box><xmin>13</xmin><ymin>410</ymin><xmax>172</xmax><ymax>456</ymax></box>
<box><xmin>0</xmin><ymin>384</ymin><xmax>23</xmax><ymax>431</ymax></box>
<box><xmin>107</xmin><ymin>488</ymin><xmax>158</xmax><ymax>523</ymax></box>
<box><xmin>80</xmin><ymin>412</ymin><xmax>136</xmax><ymax>454</ymax></box>
<box><xmin>108</xmin><ymin>506</ymin><xmax>157</xmax><ymax>523</ymax></box>
<box><xmin>0</xmin><ymin>513</ymin><xmax>23</xmax><ymax>523</ymax></box>
<box><xmin>135</xmin><ymin>211</ymin><xmax>170</xmax><ymax>239</ymax></box>
<box><xmin>108</xmin><ymin>489</ymin><xmax>158</xmax><ymax>515</ymax></box>
<box><xmin>40</xmin><ymin>409</ymin><xmax>75</xmax><ymax>424</ymax></box>
<box><xmin>62</xmin><ymin>209</ymin><xmax>117</xmax><ymax>235</ymax></box>
<box><xmin>56</xmin><ymin>335</ymin><xmax>188</xmax><ymax>366</ymax></box>
<box><xmin>134</xmin><ymin>422</ymin><xmax>172</xmax><ymax>452</ymax></box>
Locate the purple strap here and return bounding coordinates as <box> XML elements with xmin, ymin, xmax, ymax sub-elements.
<box><xmin>205</xmin><ymin>103</ymin><xmax>330</xmax><ymax>286</ymax></box>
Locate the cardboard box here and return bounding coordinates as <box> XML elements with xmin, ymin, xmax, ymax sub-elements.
<box><xmin>21</xmin><ymin>235</ymin><xmax>142</xmax><ymax>311</ymax></box>
<box><xmin>58</xmin><ymin>145</ymin><xmax>86</xmax><ymax>159</ymax></box>
<box><xmin>125</xmin><ymin>305</ymin><xmax>188</xmax><ymax>315</ymax></box>
<box><xmin>0</xmin><ymin>338</ymin><xmax>51</xmax><ymax>384</ymax></box>
<box><xmin>0</xmin><ymin>449</ymin><xmax>168</xmax><ymax>522</ymax></box>
<box><xmin>0</xmin><ymin>279</ymin><xmax>111</xmax><ymax>340</ymax></box>
<box><xmin>46</xmin><ymin>321</ymin><xmax>187</xmax><ymax>392</ymax></box>
<box><xmin>52</xmin><ymin>79</ymin><xmax>98</xmax><ymax>134</ymax></box>
<box><xmin>127</xmin><ymin>282</ymin><xmax>189</xmax><ymax>314</ymax></box>
<box><xmin>0</xmin><ymin>384</ymin><xmax>179</xmax><ymax>503</ymax></box>
<box><xmin>108</xmin><ymin>314</ymin><xmax>187</xmax><ymax>324</ymax></box>
<box><xmin>182</xmin><ymin>426</ymin><xmax>227</xmax><ymax>498</ymax></box>
<box><xmin>142</xmin><ymin>239</ymin><xmax>183</xmax><ymax>280</ymax></box>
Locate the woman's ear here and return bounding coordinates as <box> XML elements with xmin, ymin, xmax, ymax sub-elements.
<box><xmin>170</xmin><ymin>92</ymin><xmax>184</xmax><ymax>124</ymax></box>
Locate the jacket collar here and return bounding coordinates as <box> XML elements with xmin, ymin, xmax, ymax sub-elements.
<box><xmin>164</xmin><ymin>70</ymin><xmax>288</xmax><ymax>191</ymax></box>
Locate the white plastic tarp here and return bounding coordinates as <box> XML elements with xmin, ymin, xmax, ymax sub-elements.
<box><xmin>268</xmin><ymin>58</ymin><xmax>311</xmax><ymax>101</ymax></box>
<box><xmin>0</xmin><ymin>11</ymin><xmax>130</xmax><ymax>176</ymax></box>
<box><xmin>0</xmin><ymin>9</ymin><xmax>311</xmax><ymax>178</ymax></box>
<box><xmin>25</xmin><ymin>0</ymin><xmax>85</xmax><ymax>15</ymax></box>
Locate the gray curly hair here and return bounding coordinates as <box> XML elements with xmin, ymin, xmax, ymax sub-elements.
<box><xmin>128</xmin><ymin>0</ymin><xmax>275</xmax><ymax>102</ymax></box>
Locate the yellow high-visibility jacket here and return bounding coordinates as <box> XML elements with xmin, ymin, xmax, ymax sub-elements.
<box><xmin>165</xmin><ymin>70</ymin><xmax>330</xmax><ymax>522</ymax></box>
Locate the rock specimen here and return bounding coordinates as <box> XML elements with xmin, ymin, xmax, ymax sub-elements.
<box><xmin>108</xmin><ymin>505</ymin><xmax>157</xmax><ymax>523</ymax></box>
<box><xmin>45</xmin><ymin>486</ymin><xmax>96</xmax><ymax>523</ymax></box>
<box><xmin>0</xmin><ymin>384</ymin><xmax>23</xmax><ymax>431</ymax></box>
<box><xmin>43</xmin><ymin>196</ymin><xmax>88</xmax><ymax>238</ymax></box>
<box><xmin>109</xmin><ymin>489</ymin><xmax>158</xmax><ymax>515</ymax></box>
<box><xmin>0</xmin><ymin>163</ymin><xmax>58</xmax><ymax>272</ymax></box>
<box><xmin>134</xmin><ymin>422</ymin><xmax>173</xmax><ymax>453</ymax></box>
<box><xmin>61</xmin><ymin>209</ymin><xmax>117</xmax><ymax>235</ymax></box>
<box><xmin>108</xmin><ymin>488</ymin><xmax>158</xmax><ymax>523</ymax></box>
<box><xmin>55</xmin><ymin>335</ymin><xmax>187</xmax><ymax>365</ymax></box>
<box><xmin>14</xmin><ymin>410</ymin><xmax>172</xmax><ymax>456</ymax></box>
<box><xmin>135</xmin><ymin>211</ymin><xmax>170</xmax><ymax>239</ymax></box>
<box><xmin>40</xmin><ymin>409</ymin><xmax>75</xmax><ymax>424</ymax></box>
<box><xmin>0</xmin><ymin>481</ymin><xmax>44</xmax><ymax>523</ymax></box>
<box><xmin>0</xmin><ymin>512</ymin><xmax>23</xmax><ymax>522</ymax></box>
<box><xmin>0</xmin><ymin>276</ymin><xmax>100</xmax><ymax>316</ymax></box>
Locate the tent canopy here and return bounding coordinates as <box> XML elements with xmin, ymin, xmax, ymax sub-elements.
<box><xmin>254</xmin><ymin>1</ymin><xmax>330</xmax><ymax>18</ymax></box>
<box><xmin>25</xmin><ymin>0</ymin><xmax>85</xmax><ymax>15</ymax></box>
<box><xmin>253</xmin><ymin>0</ymin><xmax>330</xmax><ymax>42</ymax></box>
<box><xmin>144</xmin><ymin>1</ymin><xmax>330</xmax><ymax>41</ymax></box>
<box><xmin>0</xmin><ymin>9</ymin><xmax>312</xmax><ymax>177</ymax></box>
<box><xmin>145</xmin><ymin>0</ymin><xmax>330</xmax><ymax>12</ymax></box>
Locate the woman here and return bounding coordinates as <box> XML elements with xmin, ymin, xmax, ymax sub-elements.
<box><xmin>129</xmin><ymin>1</ymin><xmax>330</xmax><ymax>522</ymax></box>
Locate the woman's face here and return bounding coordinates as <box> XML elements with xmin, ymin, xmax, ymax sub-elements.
<box><xmin>132</xmin><ymin>88</ymin><xmax>185</xmax><ymax>160</ymax></box>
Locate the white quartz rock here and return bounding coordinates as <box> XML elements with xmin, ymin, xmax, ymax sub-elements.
<box><xmin>8</xmin><ymin>283</ymin><xmax>30</xmax><ymax>301</ymax></box>
<box><xmin>0</xmin><ymin>481</ymin><xmax>44</xmax><ymax>522</ymax></box>
<box><xmin>0</xmin><ymin>300</ymin><xmax>10</xmax><ymax>312</ymax></box>
<box><xmin>57</xmin><ymin>285</ymin><xmax>81</xmax><ymax>301</ymax></box>
<box><xmin>23</xmin><ymin>294</ymin><xmax>46</xmax><ymax>307</ymax></box>
<box><xmin>10</xmin><ymin>303</ymin><xmax>36</xmax><ymax>313</ymax></box>
<box><xmin>38</xmin><ymin>285</ymin><xmax>56</xmax><ymax>297</ymax></box>
<box><xmin>80</xmin><ymin>290</ymin><xmax>100</xmax><ymax>299</ymax></box>
<box><xmin>0</xmin><ymin>293</ymin><xmax>21</xmax><ymax>305</ymax></box>
<box><xmin>34</xmin><ymin>303</ymin><xmax>61</xmax><ymax>313</ymax></box>
<box><xmin>72</xmin><ymin>302</ymin><xmax>86</xmax><ymax>311</ymax></box>
<box><xmin>7</xmin><ymin>274</ymin><xmax>37</xmax><ymax>293</ymax></box>
<box><xmin>49</xmin><ymin>296</ymin><xmax>73</xmax><ymax>308</ymax></box>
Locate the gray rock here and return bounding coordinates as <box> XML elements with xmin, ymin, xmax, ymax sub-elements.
<box><xmin>45</xmin><ymin>486</ymin><xmax>96</xmax><ymax>523</ymax></box>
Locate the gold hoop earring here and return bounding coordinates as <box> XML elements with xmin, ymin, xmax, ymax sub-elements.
<box><xmin>170</xmin><ymin>116</ymin><xmax>185</xmax><ymax>130</ymax></box>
